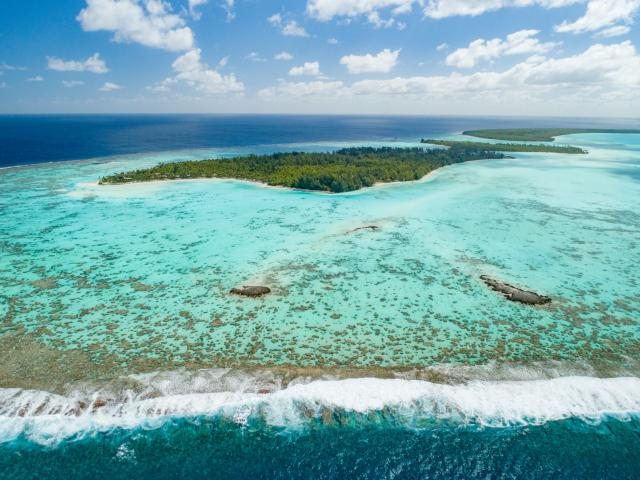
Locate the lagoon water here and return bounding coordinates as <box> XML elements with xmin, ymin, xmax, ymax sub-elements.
<box><xmin>1</xmin><ymin>116</ymin><xmax>640</xmax><ymax>478</ymax></box>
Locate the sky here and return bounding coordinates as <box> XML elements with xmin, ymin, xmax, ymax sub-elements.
<box><xmin>0</xmin><ymin>0</ymin><xmax>639</xmax><ymax>116</ymax></box>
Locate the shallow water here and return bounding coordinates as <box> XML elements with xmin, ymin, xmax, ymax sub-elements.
<box><xmin>1</xmin><ymin>117</ymin><xmax>640</xmax><ymax>477</ymax></box>
<box><xmin>2</xmin><ymin>134</ymin><xmax>640</xmax><ymax>382</ymax></box>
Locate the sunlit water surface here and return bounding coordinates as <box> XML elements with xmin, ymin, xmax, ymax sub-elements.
<box><xmin>1</xmin><ymin>123</ymin><xmax>640</xmax><ymax>478</ymax></box>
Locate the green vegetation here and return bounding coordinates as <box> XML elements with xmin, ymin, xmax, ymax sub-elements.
<box><xmin>463</xmin><ymin>128</ymin><xmax>640</xmax><ymax>142</ymax></box>
<box><xmin>99</xmin><ymin>147</ymin><xmax>507</xmax><ymax>193</ymax></box>
<box><xmin>421</xmin><ymin>139</ymin><xmax>587</xmax><ymax>154</ymax></box>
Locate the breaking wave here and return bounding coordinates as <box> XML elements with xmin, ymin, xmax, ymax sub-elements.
<box><xmin>2</xmin><ymin>370</ymin><xmax>640</xmax><ymax>446</ymax></box>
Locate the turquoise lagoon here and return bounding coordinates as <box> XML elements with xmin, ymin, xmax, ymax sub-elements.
<box><xmin>2</xmin><ymin>129</ymin><xmax>640</xmax><ymax>476</ymax></box>
<box><xmin>1</xmin><ymin>133</ymin><xmax>639</xmax><ymax>388</ymax></box>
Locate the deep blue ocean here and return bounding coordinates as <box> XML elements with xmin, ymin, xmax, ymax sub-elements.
<box><xmin>2</xmin><ymin>115</ymin><xmax>640</xmax><ymax>479</ymax></box>
<box><xmin>2</xmin><ymin>114</ymin><xmax>638</xmax><ymax>167</ymax></box>
<box><xmin>3</xmin><ymin>416</ymin><xmax>640</xmax><ymax>480</ymax></box>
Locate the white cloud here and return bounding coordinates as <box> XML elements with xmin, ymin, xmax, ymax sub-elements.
<box><xmin>446</xmin><ymin>30</ymin><xmax>557</xmax><ymax>68</ymax></box>
<box><xmin>357</xmin><ymin>41</ymin><xmax>640</xmax><ymax>95</ymax></box>
<box><xmin>275</xmin><ymin>51</ymin><xmax>294</xmax><ymax>60</ymax></box>
<box><xmin>246</xmin><ymin>52</ymin><xmax>267</xmax><ymax>62</ymax></box>
<box><xmin>188</xmin><ymin>0</ymin><xmax>207</xmax><ymax>19</ymax></box>
<box><xmin>283</xmin><ymin>20</ymin><xmax>310</xmax><ymax>36</ymax></box>
<box><xmin>99</xmin><ymin>81</ymin><xmax>122</xmax><ymax>91</ymax></box>
<box><xmin>147</xmin><ymin>77</ymin><xmax>177</xmax><ymax>92</ymax></box>
<box><xmin>436</xmin><ymin>43</ymin><xmax>448</xmax><ymax>51</ymax></box>
<box><xmin>424</xmin><ymin>0</ymin><xmax>581</xmax><ymax>19</ymax></box>
<box><xmin>217</xmin><ymin>55</ymin><xmax>230</xmax><ymax>68</ymax></box>
<box><xmin>62</xmin><ymin>80</ymin><xmax>84</xmax><ymax>88</ymax></box>
<box><xmin>222</xmin><ymin>0</ymin><xmax>235</xmax><ymax>21</ymax></box>
<box><xmin>259</xmin><ymin>80</ymin><xmax>345</xmax><ymax>98</ymax></box>
<box><xmin>366</xmin><ymin>10</ymin><xmax>397</xmax><ymax>27</ymax></box>
<box><xmin>328</xmin><ymin>37</ymin><xmax>339</xmax><ymax>44</ymax></box>
<box><xmin>170</xmin><ymin>48</ymin><xmax>244</xmax><ymax>94</ymax></box>
<box><xmin>268</xmin><ymin>13</ymin><xmax>283</xmax><ymax>24</ymax></box>
<box><xmin>77</xmin><ymin>0</ymin><xmax>194</xmax><ymax>51</ymax></box>
<box><xmin>306</xmin><ymin>0</ymin><xmax>415</xmax><ymax>21</ymax></box>
<box><xmin>27</xmin><ymin>76</ymin><xmax>44</xmax><ymax>82</ymax></box>
<box><xmin>595</xmin><ymin>24</ymin><xmax>632</xmax><ymax>36</ymax></box>
<box><xmin>268</xmin><ymin>13</ymin><xmax>310</xmax><ymax>36</ymax></box>
<box><xmin>555</xmin><ymin>0</ymin><xmax>639</xmax><ymax>34</ymax></box>
<box><xmin>1</xmin><ymin>62</ymin><xmax>26</xmax><ymax>71</ymax></box>
<box><xmin>289</xmin><ymin>61</ymin><xmax>321</xmax><ymax>76</ymax></box>
<box><xmin>47</xmin><ymin>53</ymin><xmax>108</xmax><ymax>73</ymax></box>
<box><xmin>340</xmin><ymin>48</ymin><xmax>400</xmax><ymax>73</ymax></box>
<box><xmin>259</xmin><ymin>42</ymin><xmax>640</xmax><ymax>101</ymax></box>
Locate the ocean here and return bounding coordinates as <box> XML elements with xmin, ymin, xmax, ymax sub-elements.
<box><xmin>1</xmin><ymin>115</ymin><xmax>640</xmax><ymax>479</ymax></box>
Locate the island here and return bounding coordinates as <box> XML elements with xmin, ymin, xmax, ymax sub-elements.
<box><xmin>462</xmin><ymin>128</ymin><xmax>640</xmax><ymax>142</ymax></box>
<box><xmin>421</xmin><ymin>139</ymin><xmax>587</xmax><ymax>154</ymax></box>
<box><xmin>99</xmin><ymin>147</ymin><xmax>509</xmax><ymax>193</ymax></box>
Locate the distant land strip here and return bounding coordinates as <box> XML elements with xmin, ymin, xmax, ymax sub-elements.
<box><xmin>421</xmin><ymin>139</ymin><xmax>587</xmax><ymax>154</ymax></box>
<box><xmin>99</xmin><ymin>147</ymin><xmax>508</xmax><ymax>193</ymax></box>
<box><xmin>462</xmin><ymin>128</ymin><xmax>640</xmax><ymax>142</ymax></box>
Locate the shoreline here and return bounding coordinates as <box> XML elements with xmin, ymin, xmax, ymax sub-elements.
<box><xmin>94</xmin><ymin>164</ymin><xmax>450</xmax><ymax>195</ymax></box>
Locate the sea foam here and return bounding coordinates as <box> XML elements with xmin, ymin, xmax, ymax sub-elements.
<box><xmin>1</xmin><ymin>375</ymin><xmax>640</xmax><ymax>446</ymax></box>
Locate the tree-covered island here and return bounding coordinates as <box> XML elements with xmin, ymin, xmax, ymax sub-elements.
<box><xmin>421</xmin><ymin>139</ymin><xmax>587</xmax><ymax>154</ymax></box>
<box><xmin>99</xmin><ymin>147</ymin><xmax>508</xmax><ymax>193</ymax></box>
<box><xmin>462</xmin><ymin>128</ymin><xmax>640</xmax><ymax>142</ymax></box>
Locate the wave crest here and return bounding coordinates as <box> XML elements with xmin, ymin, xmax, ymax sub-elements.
<box><xmin>2</xmin><ymin>374</ymin><xmax>640</xmax><ymax>446</ymax></box>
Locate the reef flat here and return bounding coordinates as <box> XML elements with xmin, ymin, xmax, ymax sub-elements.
<box><xmin>99</xmin><ymin>147</ymin><xmax>506</xmax><ymax>193</ymax></box>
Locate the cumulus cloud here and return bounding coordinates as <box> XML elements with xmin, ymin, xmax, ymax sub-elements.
<box><xmin>27</xmin><ymin>76</ymin><xmax>44</xmax><ymax>82</ymax></box>
<box><xmin>245</xmin><ymin>52</ymin><xmax>267</xmax><ymax>62</ymax></box>
<box><xmin>423</xmin><ymin>0</ymin><xmax>581</xmax><ymax>18</ymax></box>
<box><xmin>275</xmin><ymin>51</ymin><xmax>294</xmax><ymax>60</ymax></box>
<box><xmin>222</xmin><ymin>0</ymin><xmax>235</xmax><ymax>21</ymax></box>
<box><xmin>306</xmin><ymin>0</ymin><xmax>415</xmax><ymax>21</ymax></box>
<box><xmin>446</xmin><ymin>30</ymin><xmax>557</xmax><ymax>68</ymax></box>
<box><xmin>147</xmin><ymin>48</ymin><xmax>244</xmax><ymax>95</ymax></box>
<box><xmin>1</xmin><ymin>62</ymin><xmax>26</xmax><ymax>71</ymax></box>
<box><xmin>555</xmin><ymin>0</ymin><xmax>639</xmax><ymax>34</ymax></box>
<box><xmin>99</xmin><ymin>81</ymin><xmax>122</xmax><ymax>91</ymax></box>
<box><xmin>148</xmin><ymin>49</ymin><xmax>244</xmax><ymax>94</ymax></box>
<box><xmin>268</xmin><ymin>14</ymin><xmax>310</xmax><ymax>36</ymax></box>
<box><xmin>47</xmin><ymin>53</ymin><xmax>108</xmax><ymax>73</ymax></box>
<box><xmin>170</xmin><ymin>48</ymin><xmax>244</xmax><ymax>94</ymax></box>
<box><xmin>283</xmin><ymin>21</ymin><xmax>310</xmax><ymax>36</ymax></box>
<box><xmin>340</xmin><ymin>48</ymin><xmax>400</xmax><ymax>73</ymax></box>
<box><xmin>259</xmin><ymin>80</ymin><xmax>346</xmax><ymax>98</ymax></box>
<box><xmin>62</xmin><ymin>80</ymin><xmax>84</xmax><ymax>88</ymax></box>
<box><xmin>595</xmin><ymin>24</ymin><xmax>632</xmax><ymax>36</ymax></box>
<box><xmin>77</xmin><ymin>0</ymin><xmax>194</xmax><ymax>51</ymax></box>
<box><xmin>188</xmin><ymin>0</ymin><xmax>207</xmax><ymax>19</ymax></box>
<box><xmin>289</xmin><ymin>61</ymin><xmax>321</xmax><ymax>76</ymax></box>
<box><xmin>146</xmin><ymin>77</ymin><xmax>177</xmax><ymax>92</ymax></box>
<box><xmin>260</xmin><ymin>42</ymin><xmax>640</xmax><ymax>101</ymax></box>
